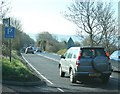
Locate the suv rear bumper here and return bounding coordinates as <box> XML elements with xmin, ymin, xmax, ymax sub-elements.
<box><xmin>75</xmin><ymin>71</ymin><xmax>112</xmax><ymax>78</ymax></box>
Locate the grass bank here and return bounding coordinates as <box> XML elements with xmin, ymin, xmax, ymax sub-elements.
<box><xmin>1</xmin><ymin>51</ymin><xmax>40</xmax><ymax>82</ymax></box>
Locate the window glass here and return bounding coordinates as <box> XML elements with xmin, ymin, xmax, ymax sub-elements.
<box><xmin>67</xmin><ymin>50</ymin><xmax>73</xmax><ymax>58</ymax></box>
<box><xmin>113</xmin><ymin>51</ymin><xmax>117</xmax><ymax>56</ymax></box>
<box><xmin>64</xmin><ymin>51</ymin><xmax>69</xmax><ymax>58</ymax></box>
<box><xmin>81</xmin><ymin>48</ymin><xmax>106</xmax><ymax>58</ymax></box>
<box><xmin>111</xmin><ymin>51</ymin><xmax>118</xmax><ymax>58</ymax></box>
<box><xmin>65</xmin><ymin>49</ymin><xmax>72</xmax><ymax>59</ymax></box>
<box><xmin>65</xmin><ymin>49</ymin><xmax>79</xmax><ymax>59</ymax></box>
<box><xmin>95</xmin><ymin>49</ymin><xmax>106</xmax><ymax>56</ymax></box>
<box><xmin>73</xmin><ymin>49</ymin><xmax>79</xmax><ymax>59</ymax></box>
<box><xmin>82</xmin><ymin>49</ymin><xmax>92</xmax><ymax>58</ymax></box>
<box><xmin>113</xmin><ymin>51</ymin><xmax>120</xmax><ymax>58</ymax></box>
<box><xmin>118</xmin><ymin>51</ymin><xmax>120</xmax><ymax>57</ymax></box>
<box><xmin>64</xmin><ymin>52</ymin><xmax>67</xmax><ymax>58</ymax></box>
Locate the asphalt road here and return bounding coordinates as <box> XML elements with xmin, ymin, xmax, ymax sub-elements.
<box><xmin>22</xmin><ymin>52</ymin><xmax>120</xmax><ymax>93</ymax></box>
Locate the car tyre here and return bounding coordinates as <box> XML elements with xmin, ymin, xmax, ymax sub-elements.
<box><xmin>70</xmin><ymin>69</ymin><xmax>76</xmax><ymax>83</ymax></box>
<box><xmin>59</xmin><ymin>66</ymin><xmax>65</xmax><ymax>77</ymax></box>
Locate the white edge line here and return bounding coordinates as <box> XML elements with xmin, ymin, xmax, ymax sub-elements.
<box><xmin>57</xmin><ymin>88</ymin><xmax>64</xmax><ymax>92</ymax></box>
<box><xmin>22</xmin><ymin>53</ymin><xmax>64</xmax><ymax>92</ymax></box>
<box><xmin>21</xmin><ymin>54</ymin><xmax>54</xmax><ymax>85</ymax></box>
<box><xmin>37</xmin><ymin>54</ymin><xmax>65</xmax><ymax>92</ymax></box>
<box><xmin>37</xmin><ymin>54</ymin><xmax>59</xmax><ymax>62</ymax></box>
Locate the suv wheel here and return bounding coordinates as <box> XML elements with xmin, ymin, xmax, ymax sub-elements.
<box><xmin>59</xmin><ymin>66</ymin><xmax>65</xmax><ymax>77</ymax></box>
<box><xmin>70</xmin><ymin>69</ymin><xmax>76</xmax><ymax>83</ymax></box>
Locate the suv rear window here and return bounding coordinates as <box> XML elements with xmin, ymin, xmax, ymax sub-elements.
<box><xmin>81</xmin><ymin>48</ymin><xmax>106</xmax><ymax>58</ymax></box>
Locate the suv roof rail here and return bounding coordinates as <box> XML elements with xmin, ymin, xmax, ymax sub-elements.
<box><xmin>80</xmin><ymin>46</ymin><xmax>104</xmax><ymax>48</ymax></box>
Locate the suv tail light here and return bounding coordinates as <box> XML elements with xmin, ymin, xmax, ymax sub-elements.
<box><xmin>106</xmin><ymin>52</ymin><xmax>110</xmax><ymax>60</ymax></box>
<box><xmin>76</xmin><ymin>52</ymin><xmax>82</xmax><ymax>66</ymax></box>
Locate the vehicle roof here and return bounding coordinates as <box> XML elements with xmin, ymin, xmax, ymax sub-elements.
<box><xmin>81</xmin><ymin>46</ymin><xmax>104</xmax><ymax>48</ymax></box>
<box><xmin>69</xmin><ymin>46</ymin><xmax>104</xmax><ymax>50</ymax></box>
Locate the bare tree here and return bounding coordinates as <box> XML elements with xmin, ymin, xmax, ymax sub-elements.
<box><xmin>36</xmin><ymin>32</ymin><xmax>58</xmax><ymax>51</ymax></box>
<box><xmin>94</xmin><ymin>2</ymin><xmax>117</xmax><ymax>52</ymax></box>
<box><xmin>64</xmin><ymin>1</ymin><xmax>98</xmax><ymax>46</ymax></box>
<box><xmin>64</xmin><ymin>0</ymin><xmax>117</xmax><ymax>48</ymax></box>
<box><xmin>10</xmin><ymin>17</ymin><xmax>23</xmax><ymax>31</ymax></box>
<box><xmin>0</xmin><ymin>0</ymin><xmax>11</xmax><ymax>19</ymax></box>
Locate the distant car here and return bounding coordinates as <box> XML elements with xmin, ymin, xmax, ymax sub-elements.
<box><xmin>59</xmin><ymin>46</ymin><xmax>112</xmax><ymax>83</ymax></box>
<box><xmin>20</xmin><ymin>47</ymin><xmax>26</xmax><ymax>53</ymax></box>
<box><xmin>35</xmin><ymin>48</ymin><xmax>42</xmax><ymax>53</ymax></box>
<box><xmin>110</xmin><ymin>50</ymin><xmax>120</xmax><ymax>72</ymax></box>
<box><xmin>25</xmin><ymin>47</ymin><xmax>34</xmax><ymax>54</ymax></box>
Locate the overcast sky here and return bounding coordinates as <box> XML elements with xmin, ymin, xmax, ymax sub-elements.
<box><xmin>9</xmin><ymin>0</ymin><xmax>77</xmax><ymax>36</ymax></box>
<box><xmin>8</xmin><ymin>0</ymin><xmax>118</xmax><ymax>39</ymax></box>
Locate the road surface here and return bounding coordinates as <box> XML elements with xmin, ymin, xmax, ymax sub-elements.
<box><xmin>21</xmin><ymin>52</ymin><xmax>120</xmax><ymax>93</ymax></box>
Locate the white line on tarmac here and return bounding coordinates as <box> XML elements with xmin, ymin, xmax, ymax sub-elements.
<box><xmin>37</xmin><ymin>53</ymin><xmax>59</xmax><ymax>62</ymax></box>
<box><xmin>21</xmin><ymin>54</ymin><xmax>53</xmax><ymax>85</ymax></box>
<box><xmin>57</xmin><ymin>88</ymin><xmax>64</xmax><ymax>92</ymax></box>
<box><xmin>21</xmin><ymin>54</ymin><xmax>64</xmax><ymax>92</ymax></box>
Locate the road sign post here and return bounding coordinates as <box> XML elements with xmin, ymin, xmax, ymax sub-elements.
<box><xmin>3</xmin><ymin>18</ymin><xmax>15</xmax><ymax>62</ymax></box>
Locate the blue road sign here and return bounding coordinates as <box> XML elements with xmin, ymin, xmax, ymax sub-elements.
<box><xmin>5</xmin><ymin>27</ymin><xmax>15</xmax><ymax>38</ymax></box>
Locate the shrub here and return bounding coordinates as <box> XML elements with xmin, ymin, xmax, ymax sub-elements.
<box><xmin>57</xmin><ymin>49</ymin><xmax>67</xmax><ymax>55</ymax></box>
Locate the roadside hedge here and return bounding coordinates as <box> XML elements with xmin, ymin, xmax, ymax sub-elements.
<box><xmin>57</xmin><ymin>49</ymin><xmax>67</xmax><ymax>55</ymax></box>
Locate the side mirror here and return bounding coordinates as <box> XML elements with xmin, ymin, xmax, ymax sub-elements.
<box><xmin>61</xmin><ymin>55</ymin><xmax>65</xmax><ymax>59</ymax></box>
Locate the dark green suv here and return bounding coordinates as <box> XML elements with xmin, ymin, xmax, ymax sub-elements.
<box><xmin>59</xmin><ymin>46</ymin><xmax>112</xmax><ymax>83</ymax></box>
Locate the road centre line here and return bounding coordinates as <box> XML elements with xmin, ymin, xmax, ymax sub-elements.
<box><xmin>21</xmin><ymin>54</ymin><xmax>54</xmax><ymax>85</ymax></box>
<box><xmin>37</xmin><ymin>53</ymin><xmax>59</xmax><ymax>62</ymax></box>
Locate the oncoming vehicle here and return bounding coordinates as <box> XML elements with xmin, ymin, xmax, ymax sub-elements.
<box><xmin>25</xmin><ymin>47</ymin><xmax>34</xmax><ymax>54</ymax></box>
<box><xmin>59</xmin><ymin>46</ymin><xmax>112</xmax><ymax>83</ymax></box>
<box><xmin>110</xmin><ymin>50</ymin><xmax>120</xmax><ymax>72</ymax></box>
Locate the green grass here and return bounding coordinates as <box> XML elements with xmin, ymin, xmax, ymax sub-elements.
<box><xmin>2</xmin><ymin>54</ymin><xmax>40</xmax><ymax>82</ymax></box>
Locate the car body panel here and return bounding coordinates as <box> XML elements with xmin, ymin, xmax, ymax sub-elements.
<box><xmin>110</xmin><ymin>50</ymin><xmax>120</xmax><ymax>72</ymax></box>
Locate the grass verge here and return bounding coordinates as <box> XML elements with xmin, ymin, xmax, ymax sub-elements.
<box><xmin>1</xmin><ymin>51</ymin><xmax>40</xmax><ymax>82</ymax></box>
